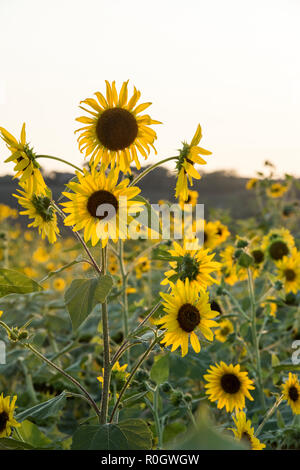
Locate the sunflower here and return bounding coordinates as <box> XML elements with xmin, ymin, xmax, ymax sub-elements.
<box><xmin>97</xmin><ymin>361</ymin><xmax>129</xmax><ymax>396</ymax></box>
<box><xmin>161</xmin><ymin>240</ymin><xmax>220</xmax><ymax>290</ymax></box>
<box><xmin>229</xmin><ymin>411</ymin><xmax>266</xmax><ymax>450</ymax></box>
<box><xmin>135</xmin><ymin>256</ymin><xmax>150</xmax><ymax>279</ymax></box>
<box><xmin>61</xmin><ymin>166</ymin><xmax>144</xmax><ymax>247</ymax></box>
<box><xmin>0</xmin><ymin>124</ymin><xmax>46</xmax><ymax>192</ymax></box>
<box><xmin>14</xmin><ymin>182</ymin><xmax>59</xmax><ymax>244</ymax></box>
<box><xmin>275</xmin><ymin>249</ymin><xmax>300</xmax><ymax>294</ymax></box>
<box><xmin>260</xmin><ymin>297</ymin><xmax>278</xmax><ymax>317</ymax></box>
<box><xmin>202</xmin><ymin>220</ymin><xmax>219</xmax><ymax>250</ymax></box>
<box><xmin>175</xmin><ymin>125</ymin><xmax>211</xmax><ymax>201</ymax></box>
<box><xmin>53</xmin><ymin>278</ymin><xmax>66</xmax><ymax>292</ymax></box>
<box><xmin>0</xmin><ymin>394</ymin><xmax>20</xmax><ymax>438</ymax></box>
<box><xmin>282</xmin><ymin>373</ymin><xmax>300</xmax><ymax>415</ymax></box>
<box><xmin>178</xmin><ymin>189</ymin><xmax>198</xmax><ymax>209</ymax></box>
<box><xmin>262</xmin><ymin>228</ymin><xmax>295</xmax><ymax>261</ymax></box>
<box><xmin>156</xmin><ymin>279</ymin><xmax>218</xmax><ymax>357</ymax></box>
<box><xmin>75</xmin><ymin>81</ymin><xmax>160</xmax><ymax>173</ymax></box>
<box><xmin>246</xmin><ymin>178</ymin><xmax>258</xmax><ymax>190</ymax></box>
<box><xmin>250</xmin><ymin>247</ymin><xmax>265</xmax><ymax>267</ymax></box>
<box><xmin>215</xmin><ymin>319</ymin><xmax>234</xmax><ymax>343</ymax></box>
<box><xmin>266</xmin><ymin>182</ymin><xmax>288</xmax><ymax>198</ymax></box>
<box><xmin>204</xmin><ymin>362</ymin><xmax>254</xmax><ymax>412</ymax></box>
<box><xmin>214</xmin><ymin>221</ymin><xmax>230</xmax><ymax>246</ymax></box>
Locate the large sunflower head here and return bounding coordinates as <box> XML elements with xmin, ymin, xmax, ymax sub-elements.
<box><xmin>229</xmin><ymin>411</ymin><xmax>266</xmax><ymax>450</ymax></box>
<box><xmin>156</xmin><ymin>278</ymin><xmax>218</xmax><ymax>357</ymax></box>
<box><xmin>262</xmin><ymin>228</ymin><xmax>295</xmax><ymax>261</ymax></box>
<box><xmin>161</xmin><ymin>240</ymin><xmax>221</xmax><ymax>290</ymax></box>
<box><xmin>61</xmin><ymin>166</ymin><xmax>144</xmax><ymax>247</ymax></box>
<box><xmin>75</xmin><ymin>81</ymin><xmax>161</xmax><ymax>173</ymax></box>
<box><xmin>14</xmin><ymin>182</ymin><xmax>59</xmax><ymax>244</ymax></box>
<box><xmin>0</xmin><ymin>124</ymin><xmax>46</xmax><ymax>192</ymax></box>
<box><xmin>275</xmin><ymin>248</ymin><xmax>300</xmax><ymax>294</ymax></box>
<box><xmin>0</xmin><ymin>394</ymin><xmax>20</xmax><ymax>438</ymax></box>
<box><xmin>175</xmin><ymin>125</ymin><xmax>211</xmax><ymax>201</ymax></box>
<box><xmin>204</xmin><ymin>362</ymin><xmax>255</xmax><ymax>412</ymax></box>
<box><xmin>282</xmin><ymin>373</ymin><xmax>300</xmax><ymax>415</ymax></box>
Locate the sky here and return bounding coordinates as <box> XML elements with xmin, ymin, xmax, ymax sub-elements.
<box><xmin>0</xmin><ymin>0</ymin><xmax>299</xmax><ymax>178</ymax></box>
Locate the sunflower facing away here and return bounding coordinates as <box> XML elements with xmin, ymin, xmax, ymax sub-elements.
<box><xmin>14</xmin><ymin>182</ymin><xmax>60</xmax><ymax>244</ymax></box>
<box><xmin>178</xmin><ymin>189</ymin><xmax>198</xmax><ymax>209</ymax></box>
<box><xmin>175</xmin><ymin>124</ymin><xmax>211</xmax><ymax>201</ymax></box>
<box><xmin>262</xmin><ymin>228</ymin><xmax>295</xmax><ymax>261</ymax></box>
<box><xmin>282</xmin><ymin>373</ymin><xmax>300</xmax><ymax>415</ymax></box>
<box><xmin>0</xmin><ymin>394</ymin><xmax>20</xmax><ymax>438</ymax></box>
<box><xmin>161</xmin><ymin>240</ymin><xmax>221</xmax><ymax>290</ymax></box>
<box><xmin>61</xmin><ymin>166</ymin><xmax>144</xmax><ymax>247</ymax></box>
<box><xmin>156</xmin><ymin>279</ymin><xmax>218</xmax><ymax>357</ymax></box>
<box><xmin>0</xmin><ymin>124</ymin><xmax>46</xmax><ymax>192</ymax></box>
<box><xmin>204</xmin><ymin>362</ymin><xmax>254</xmax><ymax>412</ymax></box>
<box><xmin>275</xmin><ymin>248</ymin><xmax>300</xmax><ymax>294</ymax></box>
<box><xmin>229</xmin><ymin>411</ymin><xmax>266</xmax><ymax>450</ymax></box>
<box><xmin>76</xmin><ymin>81</ymin><xmax>160</xmax><ymax>173</ymax></box>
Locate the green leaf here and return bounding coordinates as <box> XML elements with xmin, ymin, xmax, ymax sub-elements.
<box><xmin>118</xmin><ymin>419</ymin><xmax>152</xmax><ymax>450</ymax></box>
<box><xmin>65</xmin><ymin>275</ymin><xmax>113</xmax><ymax>330</ymax></box>
<box><xmin>16</xmin><ymin>392</ymin><xmax>67</xmax><ymax>422</ymax></box>
<box><xmin>0</xmin><ymin>268</ymin><xmax>43</xmax><ymax>298</ymax></box>
<box><xmin>150</xmin><ymin>354</ymin><xmax>169</xmax><ymax>385</ymax></box>
<box><xmin>274</xmin><ymin>363</ymin><xmax>300</xmax><ymax>372</ymax></box>
<box><xmin>0</xmin><ymin>437</ymin><xmax>34</xmax><ymax>450</ymax></box>
<box><xmin>71</xmin><ymin>424</ymin><xmax>129</xmax><ymax>450</ymax></box>
<box><xmin>14</xmin><ymin>420</ymin><xmax>52</xmax><ymax>448</ymax></box>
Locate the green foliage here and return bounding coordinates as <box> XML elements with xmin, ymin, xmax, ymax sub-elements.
<box><xmin>0</xmin><ymin>268</ymin><xmax>42</xmax><ymax>298</ymax></box>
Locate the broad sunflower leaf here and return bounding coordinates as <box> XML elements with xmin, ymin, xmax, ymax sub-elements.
<box><xmin>71</xmin><ymin>424</ymin><xmax>128</xmax><ymax>450</ymax></box>
<box><xmin>0</xmin><ymin>437</ymin><xmax>34</xmax><ymax>450</ymax></box>
<box><xmin>150</xmin><ymin>354</ymin><xmax>170</xmax><ymax>385</ymax></box>
<box><xmin>65</xmin><ymin>275</ymin><xmax>113</xmax><ymax>330</ymax></box>
<box><xmin>16</xmin><ymin>392</ymin><xmax>67</xmax><ymax>422</ymax></box>
<box><xmin>14</xmin><ymin>420</ymin><xmax>52</xmax><ymax>449</ymax></box>
<box><xmin>118</xmin><ymin>419</ymin><xmax>152</xmax><ymax>450</ymax></box>
<box><xmin>0</xmin><ymin>268</ymin><xmax>43</xmax><ymax>298</ymax></box>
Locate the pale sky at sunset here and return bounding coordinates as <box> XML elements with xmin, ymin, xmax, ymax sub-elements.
<box><xmin>0</xmin><ymin>0</ymin><xmax>299</xmax><ymax>178</ymax></box>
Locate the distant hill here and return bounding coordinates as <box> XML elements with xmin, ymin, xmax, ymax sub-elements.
<box><xmin>0</xmin><ymin>167</ymin><xmax>284</xmax><ymax>221</ymax></box>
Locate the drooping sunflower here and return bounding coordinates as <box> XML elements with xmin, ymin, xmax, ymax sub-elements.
<box><xmin>175</xmin><ymin>125</ymin><xmax>211</xmax><ymax>201</ymax></box>
<box><xmin>75</xmin><ymin>81</ymin><xmax>160</xmax><ymax>173</ymax></box>
<box><xmin>215</xmin><ymin>318</ymin><xmax>234</xmax><ymax>343</ymax></box>
<box><xmin>0</xmin><ymin>124</ymin><xmax>46</xmax><ymax>192</ymax></box>
<box><xmin>204</xmin><ymin>362</ymin><xmax>254</xmax><ymax>412</ymax></box>
<box><xmin>262</xmin><ymin>228</ymin><xmax>295</xmax><ymax>261</ymax></box>
<box><xmin>0</xmin><ymin>394</ymin><xmax>20</xmax><ymax>438</ymax></box>
<box><xmin>275</xmin><ymin>248</ymin><xmax>300</xmax><ymax>294</ymax></box>
<box><xmin>266</xmin><ymin>182</ymin><xmax>288</xmax><ymax>198</ymax></box>
<box><xmin>156</xmin><ymin>279</ymin><xmax>218</xmax><ymax>357</ymax></box>
<box><xmin>61</xmin><ymin>166</ymin><xmax>144</xmax><ymax>247</ymax></box>
<box><xmin>14</xmin><ymin>182</ymin><xmax>59</xmax><ymax>244</ymax></box>
<box><xmin>229</xmin><ymin>411</ymin><xmax>266</xmax><ymax>450</ymax></box>
<box><xmin>161</xmin><ymin>240</ymin><xmax>220</xmax><ymax>290</ymax></box>
<box><xmin>282</xmin><ymin>373</ymin><xmax>300</xmax><ymax>415</ymax></box>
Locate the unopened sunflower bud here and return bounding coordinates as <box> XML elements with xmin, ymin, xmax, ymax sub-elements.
<box><xmin>237</xmin><ymin>252</ymin><xmax>254</xmax><ymax>268</ymax></box>
<box><xmin>236</xmin><ymin>239</ymin><xmax>249</xmax><ymax>249</ymax></box>
<box><xmin>161</xmin><ymin>382</ymin><xmax>172</xmax><ymax>393</ymax></box>
<box><xmin>274</xmin><ymin>280</ymin><xmax>283</xmax><ymax>291</ymax></box>
<box><xmin>170</xmin><ymin>391</ymin><xmax>183</xmax><ymax>406</ymax></box>
<box><xmin>136</xmin><ymin>369</ymin><xmax>150</xmax><ymax>381</ymax></box>
<box><xmin>18</xmin><ymin>330</ymin><xmax>29</xmax><ymax>340</ymax></box>
<box><xmin>184</xmin><ymin>393</ymin><xmax>192</xmax><ymax>403</ymax></box>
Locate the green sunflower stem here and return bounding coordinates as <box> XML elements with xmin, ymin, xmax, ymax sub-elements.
<box><xmin>247</xmin><ymin>268</ymin><xmax>266</xmax><ymax>410</ymax></box>
<box><xmin>153</xmin><ymin>386</ymin><xmax>163</xmax><ymax>449</ymax></box>
<box><xmin>129</xmin><ymin>156</ymin><xmax>177</xmax><ymax>187</ymax></box>
<box><xmin>35</xmin><ymin>155</ymin><xmax>83</xmax><ymax>173</ymax></box>
<box><xmin>118</xmin><ymin>240</ymin><xmax>130</xmax><ymax>364</ymax></box>
<box><xmin>100</xmin><ymin>246</ymin><xmax>111</xmax><ymax>424</ymax></box>
<box><xmin>109</xmin><ymin>334</ymin><xmax>160</xmax><ymax>423</ymax></box>
<box><xmin>255</xmin><ymin>394</ymin><xmax>284</xmax><ymax>437</ymax></box>
<box><xmin>24</xmin><ymin>343</ymin><xmax>101</xmax><ymax>420</ymax></box>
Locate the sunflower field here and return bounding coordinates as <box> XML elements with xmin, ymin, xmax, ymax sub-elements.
<box><xmin>0</xmin><ymin>81</ymin><xmax>300</xmax><ymax>452</ymax></box>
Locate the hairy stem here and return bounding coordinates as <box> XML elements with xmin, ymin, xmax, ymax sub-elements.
<box><xmin>36</xmin><ymin>155</ymin><xmax>83</xmax><ymax>173</ymax></box>
<box><xmin>100</xmin><ymin>246</ymin><xmax>111</xmax><ymax>424</ymax></box>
